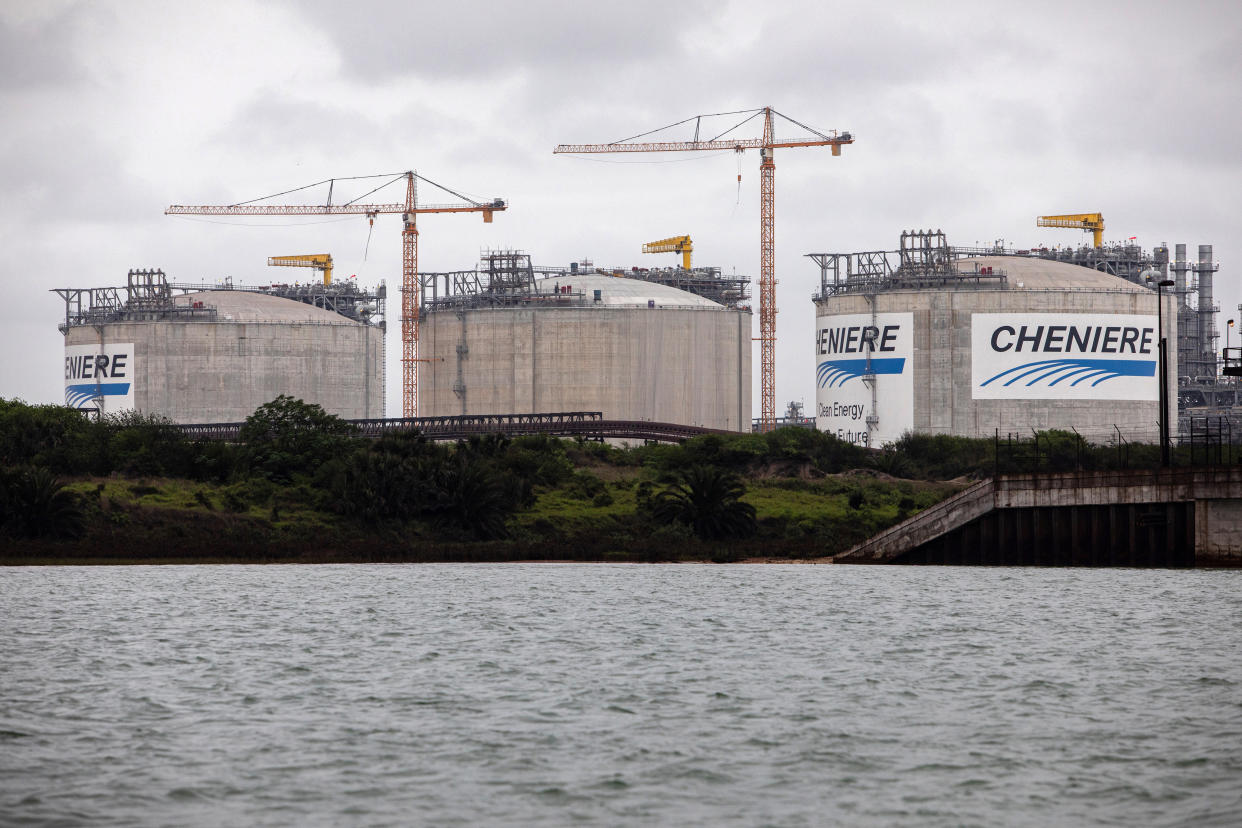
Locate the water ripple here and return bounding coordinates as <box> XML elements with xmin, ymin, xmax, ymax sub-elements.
<box><xmin>1</xmin><ymin>564</ymin><xmax>1239</xmax><ymax>826</ymax></box>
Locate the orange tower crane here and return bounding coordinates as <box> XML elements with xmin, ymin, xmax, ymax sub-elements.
<box><xmin>167</xmin><ymin>171</ymin><xmax>506</xmax><ymax>417</ymax></box>
<box><xmin>555</xmin><ymin>108</ymin><xmax>853</xmax><ymax>432</ymax></box>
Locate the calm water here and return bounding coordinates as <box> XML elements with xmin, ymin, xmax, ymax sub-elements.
<box><xmin>2</xmin><ymin>564</ymin><xmax>1240</xmax><ymax>827</ymax></box>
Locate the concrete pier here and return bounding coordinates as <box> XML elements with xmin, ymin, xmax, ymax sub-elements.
<box><xmin>837</xmin><ymin>467</ymin><xmax>1242</xmax><ymax>567</ymax></box>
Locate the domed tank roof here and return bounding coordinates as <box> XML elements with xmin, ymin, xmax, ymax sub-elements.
<box><xmin>961</xmin><ymin>256</ymin><xmax>1151</xmax><ymax>292</ymax></box>
<box><xmin>172</xmin><ymin>290</ymin><xmax>362</xmax><ymax>323</ymax></box>
<box><xmin>534</xmin><ymin>273</ymin><xmax>723</xmax><ymax>308</ymax></box>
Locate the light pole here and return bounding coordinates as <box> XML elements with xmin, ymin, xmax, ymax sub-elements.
<box><xmin>1149</xmin><ymin>277</ymin><xmax>1175</xmax><ymax>467</ymax></box>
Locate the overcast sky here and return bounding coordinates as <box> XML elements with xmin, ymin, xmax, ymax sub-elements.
<box><xmin>3</xmin><ymin>0</ymin><xmax>1239</xmax><ymax>418</ymax></box>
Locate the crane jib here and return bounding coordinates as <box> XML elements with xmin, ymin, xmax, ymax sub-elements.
<box><xmin>165</xmin><ymin>203</ymin><xmax>506</xmax><ymax>216</ymax></box>
<box><xmin>553</xmin><ymin>136</ymin><xmax>853</xmax><ymax>154</ymax></box>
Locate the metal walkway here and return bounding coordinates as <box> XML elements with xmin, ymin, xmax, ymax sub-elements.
<box><xmin>176</xmin><ymin>411</ymin><xmax>736</xmax><ymax>444</ymax></box>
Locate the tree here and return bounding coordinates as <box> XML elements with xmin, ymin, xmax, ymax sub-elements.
<box><xmin>325</xmin><ymin>431</ymin><xmax>445</xmax><ymax>522</ymax></box>
<box><xmin>104</xmin><ymin>410</ymin><xmax>193</xmax><ymax>477</ymax></box>
<box><xmin>650</xmin><ymin>465</ymin><xmax>757</xmax><ymax>540</ymax></box>
<box><xmin>0</xmin><ymin>398</ymin><xmax>102</xmax><ymax>474</ymax></box>
<box><xmin>426</xmin><ymin>453</ymin><xmax>515</xmax><ymax>540</ymax></box>
<box><xmin>239</xmin><ymin>395</ymin><xmax>357</xmax><ymax>480</ymax></box>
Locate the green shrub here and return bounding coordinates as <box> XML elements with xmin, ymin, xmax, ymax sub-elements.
<box><xmin>566</xmin><ymin>471</ymin><xmax>606</xmax><ymax>501</ymax></box>
<box><xmin>221</xmin><ymin>486</ymin><xmax>247</xmax><ymax>513</ymax></box>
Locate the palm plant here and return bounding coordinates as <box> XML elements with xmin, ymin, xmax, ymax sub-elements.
<box><xmin>428</xmin><ymin>454</ymin><xmax>513</xmax><ymax>540</ymax></box>
<box><xmin>650</xmin><ymin>465</ymin><xmax>756</xmax><ymax>540</ymax></box>
<box><xmin>0</xmin><ymin>466</ymin><xmax>84</xmax><ymax>539</ymax></box>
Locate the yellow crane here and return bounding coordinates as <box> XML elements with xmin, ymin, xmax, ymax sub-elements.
<box><xmin>1036</xmin><ymin>213</ymin><xmax>1105</xmax><ymax>248</ymax></box>
<box><xmin>642</xmin><ymin>235</ymin><xmax>693</xmax><ymax>270</ymax></box>
<box><xmin>268</xmin><ymin>254</ymin><xmax>333</xmax><ymax>285</ymax></box>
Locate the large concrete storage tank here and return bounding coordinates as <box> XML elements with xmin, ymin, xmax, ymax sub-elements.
<box><xmin>57</xmin><ymin>270</ymin><xmax>384</xmax><ymax>422</ymax></box>
<box><xmin>419</xmin><ymin>262</ymin><xmax>751</xmax><ymax>430</ymax></box>
<box><xmin>810</xmin><ymin>233</ymin><xmax>1177</xmax><ymax>446</ymax></box>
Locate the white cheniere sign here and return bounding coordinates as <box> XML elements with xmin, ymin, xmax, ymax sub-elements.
<box><xmin>814</xmin><ymin>312</ymin><xmax>913</xmax><ymax>447</ymax></box>
<box><xmin>64</xmin><ymin>343</ymin><xmax>135</xmax><ymax>413</ymax></box>
<box><xmin>971</xmin><ymin>313</ymin><xmax>1158</xmax><ymax>401</ymax></box>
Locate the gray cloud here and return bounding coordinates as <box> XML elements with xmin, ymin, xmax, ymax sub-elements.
<box><xmin>4</xmin><ymin>0</ymin><xmax>1241</xmax><ymax>416</ymax></box>
<box><xmin>210</xmin><ymin>92</ymin><xmax>387</xmax><ymax>163</ymax></box>
<box><xmin>0</xmin><ymin>3</ymin><xmax>99</xmax><ymax>90</ymax></box>
<box><xmin>294</xmin><ymin>0</ymin><xmax>706</xmax><ymax>80</ymax></box>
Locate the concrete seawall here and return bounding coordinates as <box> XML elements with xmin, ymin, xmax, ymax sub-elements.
<box><xmin>837</xmin><ymin>467</ymin><xmax>1242</xmax><ymax>567</ymax></box>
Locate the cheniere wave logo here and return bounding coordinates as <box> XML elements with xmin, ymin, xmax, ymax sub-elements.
<box><xmin>980</xmin><ymin>358</ymin><xmax>1155</xmax><ymax>389</ymax></box>
<box><xmin>817</xmin><ymin>358</ymin><xmax>906</xmax><ymax>388</ymax></box>
<box><xmin>65</xmin><ymin>382</ymin><xmax>131</xmax><ymax>409</ymax></box>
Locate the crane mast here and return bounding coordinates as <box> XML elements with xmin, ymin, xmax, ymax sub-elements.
<box><xmin>402</xmin><ymin>174</ymin><xmax>419</xmax><ymax>419</ymax></box>
<box><xmin>556</xmin><ymin>107</ymin><xmax>852</xmax><ymax>432</ymax></box>
<box><xmin>168</xmin><ymin>172</ymin><xmax>506</xmax><ymax>417</ymax></box>
<box><xmin>759</xmin><ymin>110</ymin><xmax>776</xmax><ymax>433</ymax></box>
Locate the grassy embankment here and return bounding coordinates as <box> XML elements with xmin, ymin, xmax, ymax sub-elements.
<box><xmin>5</xmin><ymin>451</ymin><xmax>962</xmax><ymax>564</ymax></box>
<box><xmin>12</xmin><ymin>395</ymin><xmax>1136</xmax><ymax>565</ymax></box>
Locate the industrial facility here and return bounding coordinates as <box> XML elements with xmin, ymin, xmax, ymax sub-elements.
<box><xmin>416</xmin><ymin>250</ymin><xmax>752</xmax><ymax>431</ymax></box>
<box><xmin>52</xmin><ymin>163</ymin><xmax>1233</xmax><ymax>446</ymax></box>
<box><xmin>810</xmin><ymin>230</ymin><xmax>1180</xmax><ymax>445</ymax></box>
<box><xmin>55</xmin><ymin>269</ymin><xmax>385</xmax><ymax>422</ymax></box>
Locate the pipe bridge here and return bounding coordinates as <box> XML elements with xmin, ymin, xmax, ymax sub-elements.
<box><xmin>176</xmin><ymin>411</ymin><xmax>735</xmax><ymax>444</ymax></box>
